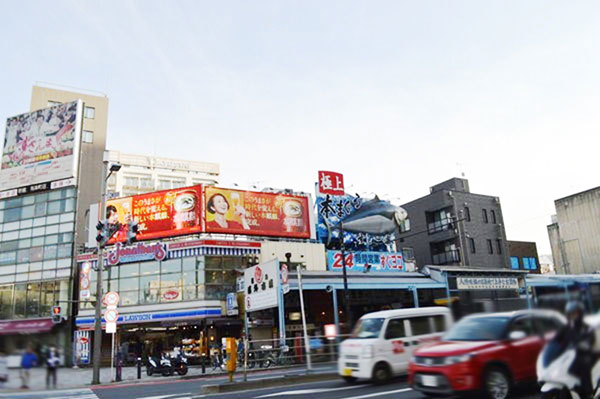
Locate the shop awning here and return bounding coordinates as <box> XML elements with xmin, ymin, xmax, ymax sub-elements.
<box><xmin>0</xmin><ymin>318</ymin><xmax>55</xmax><ymax>335</ymax></box>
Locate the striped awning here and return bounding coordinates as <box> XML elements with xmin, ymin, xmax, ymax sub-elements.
<box><xmin>170</xmin><ymin>245</ymin><xmax>260</xmax><ymax>258</ymax></box>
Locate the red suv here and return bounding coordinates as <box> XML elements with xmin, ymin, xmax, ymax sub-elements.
<box><xmin>408</xmin><ymin>310</ymin><xmax>565</xmax><ymax>399</ymax></box>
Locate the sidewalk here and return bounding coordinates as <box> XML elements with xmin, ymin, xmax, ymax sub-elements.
<box><xmin>2</xmin><ymin>363</ymin><xmax>337</xmax><ymax>392</ymax></box>
<box><xmin>2</xmin><ymin>364</ymin><xmax>228</xmax><ymax>391</ymax></box>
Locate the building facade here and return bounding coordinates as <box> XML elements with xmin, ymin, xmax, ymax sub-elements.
<box><xmin>547</xmin><ymin>186</ymin><xmax>600</xmax><ymax>274</ymax></box>
<box><xmin>507</xmin><ymin>240</ymin><xmax>540</xmax><ymax>274</ymax></box>
<box><xmin>106</xmin><ymin>151</ymin><xmax>219</xmax><ymax>197</ymax></box>
<box><xmin>397</xmin><ymin>178</ymin><xmax>510</xmax><ymax>270</ymax></box>
<box><xmin>0</xmin><ymin>85</ymin><xmax>107</xmax><ymax>360</ymax></box>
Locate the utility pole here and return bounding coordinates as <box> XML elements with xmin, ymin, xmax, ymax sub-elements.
<box><xmin>91</xmin><ymin>157</ymin><xmax>108</xmax><ymax>385</ymax></box>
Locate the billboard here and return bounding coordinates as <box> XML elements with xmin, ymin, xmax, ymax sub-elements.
<box><xmin>244</xmin><ymin>259</ymin><xmax>279</xmax><ymax>312</ymax></box>
<box><xmin>0</xmin><ymin>100</ymin><xmax>82</xmax><ymax>191</ymax></box>
<box><xmin>327</xmin><ymin>250</ymin><xmax>406</xmax><ymax>272</ymax></box>
<box><xmin>315</xmin><ymin>192</ymin><xmax>396</xmax><ymax>251</ymax></box>
<box><xmin>317</xmin><ymin>171</ymin><xmax>344</xmax><ymax>195</ymax></box>
<box><xmin>205</xmin><ymin>187</ymin><xmax>311</xmax><ymax>239</ymax></box>
<box><xmin>106</xmin><ymin>185</ymin><xmax>204</xmax><ymax>242</ymax></box>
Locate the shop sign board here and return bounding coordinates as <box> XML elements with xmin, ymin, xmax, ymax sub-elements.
<box><xmin>327</xmin><ymin>250</ymin><xmax>406</xmax><ymax>272</ymax></box>
<box><xmin>0</xmin><ymin>100</ymin><xmax>83</xmax><ymax>191</ymax></box>
<box><xmin>106</xmin><ymin>185</ymin><xmax>204</xmax><ymax>243</ymax></box>
<box><xmin>74</xmin><ymin>330</ymin><xmax>90</xmax><ymax>365</ymax></box>
<box><xmin>456</xmin><ymin>277</ymin><xmax>519</xmax><ymax>290</ymax></box>
<box><xmin>244</xmin><ymin>259</ymin><xmax>280</xmax><ymax>312</ymax></box>
<box><xmin>226</xmin><ymin>292</ymin><xmax>238</xmax><ymax>316</ymax></box>
<box><xmin>236</xmin><ymin>276</ymin><xmax>245</xmax><ymax>292</ymax></box>
<box><xmin>317</xmin><ymin>171</ymin><xmax>345</xmax><ymax>196</ymax></box>
<box><xmin>205</xmin><ymin>187</ymin><xmax>312</xmax><ymax>239</ymax></box>
<box><xmin>79</xmin><ymin>262</ymin><xmax>91</xmax><ymax>300</ymax></box>
<box><xmin>106</xmin><ymin>241</ymin><xmax>167</xmax><ymax>266</ymax></box>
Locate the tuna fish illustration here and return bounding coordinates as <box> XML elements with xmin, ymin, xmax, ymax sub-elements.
<box><xmin>325</xmin><ymin>196</ymin><xmax>408</xmax><ymax>245</ymax></box>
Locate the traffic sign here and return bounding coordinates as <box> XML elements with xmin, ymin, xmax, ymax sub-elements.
<box><xmin>106</xmin><ymin>322</ymin><xmax>116</xmax><ymax>334</ymax></box>
<box><xmin>104</xmin><ymin>308</ymin><xmax>119</xmax><ymax>323</ymax></box>
<box><xmin>104</xmin><ymin>291</ymin><xmax>120</xmax><ymax>308</ymax></box>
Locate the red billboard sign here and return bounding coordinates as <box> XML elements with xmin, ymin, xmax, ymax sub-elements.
<box><xmin>106</xmin><ymin>185</ymin><xmax>204</xmax><ymax>242</ymax></box>
<box><xmin>205</xmin><ymin>187</ymin><xmax>311</xmax><ymax>239</ymax></box>
<box><xmin>318</xmin><ymin>171</ymin><xmax>344</xmax><ymax>195</ymax></box>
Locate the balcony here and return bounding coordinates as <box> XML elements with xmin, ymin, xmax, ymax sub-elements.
<box><xmin>432</xmin><ymin>250</ymin><xmax>461</xmax><ymax>265</ymax></box>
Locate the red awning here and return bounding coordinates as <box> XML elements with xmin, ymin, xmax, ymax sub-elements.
<box><xmin>0</xmin><ymin>318</ymin><xmax>55</xmax><ymax>335</ymax></box>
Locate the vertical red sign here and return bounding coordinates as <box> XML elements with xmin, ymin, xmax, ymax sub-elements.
<box><xmin>317</xmin><ymin>171</ymin><xmax>345</xmax><ymax>195</ymax></box>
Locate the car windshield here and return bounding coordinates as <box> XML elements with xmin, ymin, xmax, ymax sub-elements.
<box><xmin>443</xmin><ymin>316</ymin><xmax>510</xmax><ymax>341</ymax></box>
<box><xmin>351</xmin><ymin>318</ymin><xmax>385</xmax><ymax>339</ymax></box>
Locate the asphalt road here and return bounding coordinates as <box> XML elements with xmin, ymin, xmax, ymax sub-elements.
<box><xmin>1</xmin><ymin>374</ymin><xmax>542</xmax><ymax>399</ymax></box>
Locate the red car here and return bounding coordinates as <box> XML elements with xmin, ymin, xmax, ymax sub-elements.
<box><xmin>408</xmin><ymin>309</ymin><xmax>565</xmax><ymax>399</ymax></box>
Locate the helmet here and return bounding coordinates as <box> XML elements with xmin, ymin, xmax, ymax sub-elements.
<box><xmin>565</xmin><ymin>300</ymin><xmax>584</xmax><ymax>327</ymax></box>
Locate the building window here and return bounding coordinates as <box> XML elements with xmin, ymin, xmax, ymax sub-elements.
<box><xmin>482</xmin><ymin>209</ymin><xmax>488</xmax><ymax>223</ymax></box>
<box><xmin>464</xmin><ymin>207</ymin><xmax>471</xmax><ymax>222</ymax></box>
<box><xmin>427</xmin><ymin>208</ymin><xmax>454</xmax><ymax>234</ymax></box>
<box><xmin>487</xmin><ymin>239</ymin><xmax>493</xmax><ymax>254</ymax></box>
<box><xmin>469</xmin><ymin>237</ymin><xmax>476</xmax><ymax>254</ymax></box>
<box><xmin>491</xmin><ymin>210</ymin><xmax>497</xmax><ymax>224</ymax></box>
<box><xmin>158</xmin><ymin>180</ymin><xmax>171</xmax><ymax>190</ymax></box>
<box><xmin>402</xmin><ymin>247</ymin><xmax>415</xmax><ymax>261</ymax></box>
<box><xmin>523</xmin><ymin>257</ymin><xmax>530</xmax><ymax>270</ymax></box>
<box><xmin>84</xmin><ymin>106</ymin><xmax>95</xmax><ymax>119</ymax></box>
<box><xmin>82</xmin><ymin>130</ymin><xmax>93</xmax><ymax>143</ymax></box>
<box><xmin>529</xmin><ymin>257</ymin><xmax>538</xmax><ymax>270</ymax></box>
<box><xmin>124</xmin><ymin>176</ymin><xmax>139</xmax><ymax>187</ymax></box>
<box><xmin>496</xmin><ymin>239</ymin><xmax>503</xmax><ymax>254</ymax></box>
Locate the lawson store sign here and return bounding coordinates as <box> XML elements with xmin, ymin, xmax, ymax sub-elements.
<box><xmin>327</xmin><ymin>250</ymin><xmax>406</xmax><ymax>272</ymax></box>
<box><xmin>76</xmin><ymin>308</ymin><xmax>222</xmax><ymax>327</ymax></box>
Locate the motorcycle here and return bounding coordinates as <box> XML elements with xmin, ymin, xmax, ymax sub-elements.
<box><xmin>537</xmin><ymin>316</ymin><xmax>600</xmax><ymax>399</ymax></box>
<box><xmin>147</xmin><ymin>354</ymin><xmax>174</xmax><ymax>377</ymax></box>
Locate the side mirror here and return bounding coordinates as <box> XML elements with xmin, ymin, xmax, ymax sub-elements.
<box><xmin>509</xmin><ymin>331</ymin><xmax>527</xmax><ymax>341</ymax></box>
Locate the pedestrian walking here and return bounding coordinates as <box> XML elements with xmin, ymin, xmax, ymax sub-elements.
<box><xmin>20</xmin><ymin>346</ymin><xmax>38</xmax><ymax>389</ymax></box>
<box><xmin>45</xmin><ymin>347</ymin><xmax>60</xmax><ymax>389</ymax></box>
<box><xmin>0</xmin><ymin>351</ymin><xmax>8</xmax><ymax>389</ymax></box>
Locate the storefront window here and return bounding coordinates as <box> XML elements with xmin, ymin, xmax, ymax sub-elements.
<box><xmin>205</xmin><ymin>257</ymin><xmax>221</xmax><ymax>270</ymax></box>
<box><xmin>0</xmin><ymin>284</ymin><xmax>13</xmax><ymax>318</ymax></box>
<box><xmin>140</xmin><ymin>288</ymin><xmax>159</xmax><ymax>304</ymax></box>
<box><xmin>120</xmin><ymin>291</ymin><xmax>139</xmax><ymax>306</ymax></box>
<box><xmin>119</xmin><ymin>277</ymin><xmax>139</xmax><ymax>291</ymax></box>
<box><xmin>205</xmin><ymin>270</ymin><xmax>222</xmax><ymax>284</ymax></box>
<box><xmin>40</xmin><ymin>281</ymin><xmax>56</xmax><ymax>315</ymax></box>
<box><xmin>222</xmin><ymin>256</ymin><xmax>244</xmax><ymax>270</ymax></box>
<box><xmin>120</xmin><ymin>263</ymin><xmax>140</xmax><ymax>278</ymax></box>
<box><xmin>26</xmin><ymin>282</ymin><xmax>41</xmax><ymax>317</ymax></box>
<box><xmin>140</xmin><ymin>261</ymin><xmax>160</xmax><ymax>276</ymax></box>
<box><xmin>182</xmin><ymin>257</ymin><xmax>196</xmax><ymax>271</ymax></box>
<box><xmin>13</xmin><ymin>283</ymin><xmax>26</xmax><ymax>318</ymax></box>
<box><xmin>161</xmin><ymin>259</ymin><xmax>181</xmax><ymax>274</ymax></box>
<box><xmin>140</xmin><ymin>274</ymin><xmax>160</xmax><ymax>291</ymax></box>
<box><xmin>183</xmin><ymin>285</ymin><xmax>197</xmax><ymax>300</ymax></box>
<box><xmin>206</xmin><ymin>285</ymin><xmax>226</xmax><ymax>300</ymax></box>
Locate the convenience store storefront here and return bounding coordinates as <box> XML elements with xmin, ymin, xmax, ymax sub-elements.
<box><xmin>75</xmin><ymin>239</ymin><xmax>258</xmax><ymax>364</ymax></box>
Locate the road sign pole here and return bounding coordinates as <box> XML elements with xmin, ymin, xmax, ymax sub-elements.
<box><xmin>110</xmin><ymin>332</ymin><xmax>115</xmax><ymax>382</ymax></box>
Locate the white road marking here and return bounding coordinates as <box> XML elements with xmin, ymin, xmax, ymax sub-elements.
<box><xmin>138</xmin><ymin>395</ymin><xmax>190</xmax><ymax>399</ymax></box>
<box><xmin>344</xmin><ymin>387</ymin><xmax>413</xmax><ymax>399</ymax></box>
<box><xmin>256</xmin><ymin>385</ymin><xmax>363</xmax><ymax>398</ymax></box>
<box><xmin>0</xmin><ymin>389</ymin><xmax>99</xmax><ymax>399</ymax></box>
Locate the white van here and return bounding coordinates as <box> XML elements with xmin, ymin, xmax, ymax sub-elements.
<box><xmin>338</xmin><ymin>307</ymin><xmax>453</xmax><ymax>383</ymax></box>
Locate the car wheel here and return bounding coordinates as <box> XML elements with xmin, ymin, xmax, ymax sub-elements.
<box><xmin>372</xmin><ymin>363</ymin><xmax>391</xmax><ymax>384</ymax></box>
<box><xmin>483</xmin><ymin>367</ymin><xmax>511</xmax><ymax>399</ymax></box>
<box><xmin>342</xmin><ymin>376</ymin><xmax>358</xmax><ymax>384</ymax></box>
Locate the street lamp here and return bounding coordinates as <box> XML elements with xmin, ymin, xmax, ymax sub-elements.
<box><xmin>91</xmin><ymin>157</ymin><xmax>121</xmax><ymax>385</ymax></box>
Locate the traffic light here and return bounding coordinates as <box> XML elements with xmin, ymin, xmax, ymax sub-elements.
<box><xmin>96</xmin><ymin>220</ymin><xmax>121</xmax><ymax>248</ymax></box>
<box><xmin>126</xmin><ymin>220</ymin><xmax>138</xmax><ymax>245</ymax></box>
<box><xmin>96</xmin><ymin>220</ymin><xmax>110</xmax><ymax>248</ymax></box>
<box><xmin>52</xmin><ymin>305</ymin><xmax>62</xmax><ymax>324</ymax></box>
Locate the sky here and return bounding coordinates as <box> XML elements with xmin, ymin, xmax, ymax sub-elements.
<box><xmin>1</xmin><ymin>0</ymin><xmax>600</xmax><ymax>256</ymax></box>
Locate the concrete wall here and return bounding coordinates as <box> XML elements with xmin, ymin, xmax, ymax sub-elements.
<box><xmin>259</xmin><ymin>241</ymin><xmax>326</xmax><ymax>271</ymax></box>
<box><xmin>552</xmin><ymin>187</ymin><xmax>600</xmax><ymax>274</ymax></box>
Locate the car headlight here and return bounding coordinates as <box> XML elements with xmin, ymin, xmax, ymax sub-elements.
<box><xmin>442</xmin><ymin>354</ymin><xmax>473</xmax><ymax>365</ymax></box>
<box><xmin>361</xmin><ymin>345</ymin><xmax>374</xmax><ymax>359</ymax></box>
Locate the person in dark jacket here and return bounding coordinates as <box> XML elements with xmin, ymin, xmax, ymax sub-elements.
<box><xmin>20</xmin><ymin>347</ymin><xmax>38</xmax><ymax>389</ymax></box>
<box><xmin>45</xmin><ymin>347</ymin><xmax>60</xmax><ymax>389</ymax></box>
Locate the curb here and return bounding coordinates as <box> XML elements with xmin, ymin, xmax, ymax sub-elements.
<box><xmin>202</xmin><ymin>372</ymin><xmax>338</xmax><ymax>394</ymax></box>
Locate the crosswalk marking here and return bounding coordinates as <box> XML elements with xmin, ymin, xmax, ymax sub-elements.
<box><xmin>344</xmin><ymin>387</ymin><xmax>412</xmax><ymax>399</ymax></box>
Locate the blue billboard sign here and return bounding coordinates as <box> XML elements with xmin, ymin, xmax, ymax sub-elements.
<box><xmin>327</xmin><ymin>250</ymin><xmax>406</xmax><ymax>272</ymax></box>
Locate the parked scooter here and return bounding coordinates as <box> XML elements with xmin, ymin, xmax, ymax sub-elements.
<box><xmin>147</xmin><ymin>354</ymin><xmax>174</xmax><ymax>377</ymax></box>
<box><xmin>169</xmin><ymin>352</ymin><xmax>188</xmax><ymax>376</ymax></box>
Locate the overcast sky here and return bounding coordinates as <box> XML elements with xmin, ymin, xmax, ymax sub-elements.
<box><xmin>2</xmin><ymin>1</ymin><xmax>599</xmax><ymax>255</ymax></box>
